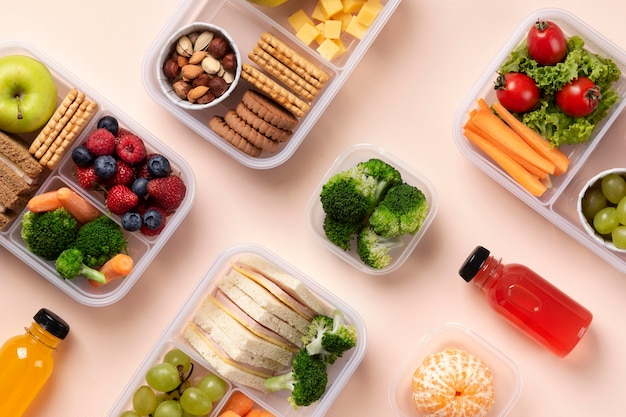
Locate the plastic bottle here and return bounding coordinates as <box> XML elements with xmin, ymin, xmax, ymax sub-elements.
<box><xmin>0</xmin><ymin>308</ymin><xmax>70</xmax><ymax>416</ymax></box>
<box><xmin>459</xmin><ymin>246</ymin><xmax>592</xmax><ymax>357</ymax></box>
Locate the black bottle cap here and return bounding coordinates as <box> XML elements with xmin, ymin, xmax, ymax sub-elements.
<box><xmin>34</xmin><ymin>308</ymin><xmax>70</xmax><ymax>340</ymax></box>
<box><xmin>459</xmin><ymin>246</ymin><xmax>490</xmax><ymax>282</ymax></box>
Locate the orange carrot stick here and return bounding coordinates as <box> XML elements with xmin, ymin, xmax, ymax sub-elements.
<box><xmin>89</xmin><ymin>254</ymin><xmax>134</xmax><ymax>287</ymax></box>
<box><xmin>27</xmin><ymin>190</ymin><xmax>63</xmax><ymax>213</ymax></box>
<box><xmin>492</xmin><ymin>100</ymin><xmax>570</xmax><ymax>175</ymax></box>
<box><xmin>218</xmin><ymin>411</ymin><xmax>241</xmax><ymax>417</ymax></box>
<box><xmin>465</xmin><ymin>107</ymin><xmax>556</xmax><ymax>175</ymax></box>
<box><xmin>464</xmin><ymin>128</ymin><xmax>547</xmax><ymax>197</ymax></box>
<box><xmin>56</xmin><ymin>187</ymin><xmax>101</xmax><ymax>224</ymax></box>
<box><xmin>221</xmin><ymin>391</ymin><xmax>254</xmax><ymax>416</ymax></box>
<box><xmin>244</xmin><ymin>409</ymin><xmax>263</xmax><ymax>417</ymax></box>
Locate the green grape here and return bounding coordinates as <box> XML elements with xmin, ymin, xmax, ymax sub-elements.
<box><xmin>593</xmin><ymin>206</ymin><xmax>619</xmax><ymax>235</ymax></box>
<box><xmin>164</xmin><ymin>349</ymin><xmax>192</xmax><ymax>375</ymax></box>
<box><xmin>601</xmin><ymin>173</ymin><xmax>626</xmax><ymax>204</ymax></box>
<box><xmin>582</xmin><ymin>187</ymin><xmax>608</xmax><ymax>220</ymax></box>
<box><xmin>180</xmin><ymin>386</ymin><xmax>213</xmax><ymax>415</ymax></box>
<box><xmin>120</xmin><ymin>411</ymin><xmax>140</xmax><ymax>417</ymax></box>
<box><xmin>616</xmin><ymin>196</ymin><xmax>626</xmax><ymax>225</ymax></box>
<box><xmin>154</xmin><ymin>400</ymin><xmax>183</xmax><ymax>417</ymax></box>
<box><xmin>196</xmin><ymin>373</ymin><xmax>228</xmax><ymax>402</ymax></box>
<box><xmin>133</xmin><ymin>385</ymin><xmax>158</xmax><ymax>416</ymax></box>
<box><xmin>146</xmin><ymin>362</ymin><xmax>181</xmax><ymax>392</ymax></box>
<box><xmin>612</xmin><ymin>225</ymin><xmax>626</xmax><ymax>249</ymax></box>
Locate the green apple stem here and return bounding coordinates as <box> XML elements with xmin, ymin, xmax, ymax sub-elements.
<box><xmin>15</xmin><ymin>94</ymin><xmax>23</xmax><ymax>120</ymax></box>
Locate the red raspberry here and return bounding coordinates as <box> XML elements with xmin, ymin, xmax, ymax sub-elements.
<box><xmin>116</xmin><ymin>134</ymin><xmax>147</xmax><ymax>164</ymax></box>
<box><xmin>86</xmin><ymin>128</ymin><xmax>116</xmax><ymax>156</ymax></box>
<box><xmin>106</xmin><ymin>185</ymin><xmax>139</xmax><ymax>215</ymax></box>
<box><xmin>104</xmin><ymin>160</ymin><xmax>136</xmax><ymax>187</ymax></box>
<box><xmin>147</xmin><ymin>175</ymin><xmax>187</xmax><ymax>214</ymax></box>
<box><xmin>115</xmin><ymin>127</ymin><xmax>135</xmax><ymax>139</ymax></box>
<box><xmin>136</xmin><ymin>153</ymin><xmax>158</xmax><ymax>179</ymax></box>
<box><xmin>75</xmin><ymin>165</ymin><xmax>99</xmax><ymax>189</ymax></box>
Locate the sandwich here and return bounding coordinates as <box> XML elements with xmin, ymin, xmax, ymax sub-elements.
<box><xmin>183</xmin><ymin>253</ymin><xmax>334</xmax><ymax>392</ymax></box>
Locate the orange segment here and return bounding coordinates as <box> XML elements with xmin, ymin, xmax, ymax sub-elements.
<box><xmin>411</xmin><ymin>348</ymin><xmax>495</xmax><ymax>417</ymax></box>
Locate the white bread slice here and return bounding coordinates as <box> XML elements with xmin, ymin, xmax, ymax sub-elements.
<box><xmin>183</xmin><ymin>322</ymin><xmax>269</xmax><ymax>392</ymax></box>
<box><xmin>228</xmin><ymin>268</ymin><xmax>311</xmax><ymax>334</ymax></box>
<box><xmin>195</xmin><ymin>295</ymin><xmax>294</xmax><ymax>368</ymax></box>
<box><xmin>216</xmin><ymin>271</ymin><xmax>305</xmax><ymax>347</ymax></box>
<box><xmin>236</xmin><ymin>253</ymin><xmax>334</xmax><ymax>316</ymax></box>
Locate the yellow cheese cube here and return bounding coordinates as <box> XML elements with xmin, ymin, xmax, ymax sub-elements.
<box><xmin>345</xmin><ymin>15</ymin><xmax>368</xmax><ymax>39</ymax></box>
<box><xmin>319</xmin><ymin>0</ymin><xmax>344</xmax><ymax>18</ymax></box>
<box><xmin>343</xmin><ymin>0</ymin><xmax>365</xmax><ymax>13</ymax></box>
<box><xmin>356</xmin><ymin>0</ymin><xmax>384</xmax><ymax>27</ymax></box>
<box><xmin>311</xmin><ymin>2</ymin><xmax>327</xmax><ymax>22</ymax></box>
<box><xmin>315</xmin><ymin>22</ymin><xmax>326</xmax><ymax>43</ymax></box>
<box><xmin>333</xmin><ymin>11</ymin><xmax>353</xmax><ymax>31</ymax></box>
<box><xmin>323</xmin><ymin>19</ymin><xmax>342</xmax><ymax>39</ymax></box>
<box><xmin>296</xmin><ymin>22</ymin><xmax>322</xmax><ymax>46</ymax></box>
<box><xmin>317</xmin><ymin>38</ymin><xmax>345</xmax><ymax>61</ymax></box>
<box><xmin>288</xmin><ymin>9</ymin><xmax>316</xmax><ymax>32</ymax></box>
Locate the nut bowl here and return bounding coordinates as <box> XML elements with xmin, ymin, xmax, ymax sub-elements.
<box><xmin>156</xmin><ymin>22</ymin><xmax>242</xmax><ymax>110</ymax></box>
<box><xmin>577</xmin><ymin>168</ymin><xmax>626</xmax><ymax>253</ymax></box>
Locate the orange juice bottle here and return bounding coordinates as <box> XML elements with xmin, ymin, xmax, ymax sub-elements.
<box><xmin>0</xmin><ymin>308</ymin><xmax>70</xmax><ymax>416</ymax></box>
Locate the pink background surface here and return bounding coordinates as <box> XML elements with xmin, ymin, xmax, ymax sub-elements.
<box><xmin>2</xmin><ymin>0</ymin><xmax>626</xmax><ymax>416</ymax></box>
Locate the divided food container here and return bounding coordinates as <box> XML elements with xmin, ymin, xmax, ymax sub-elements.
<box><xmin>106</xmin><ymin>244</ymin><xmax>367</xmax><ymax>417</ymax></box>
<box><xmin>388</xmin><ymin>322</ymin><xmax>522</xmax><ymax>417</ymax></box>
<box><xmin>142</xmin><ymin>0</ymin><xmax>402</xmax><ymax>169</ymax></box>
<box><xmin>452</xmin><ymin>8</ymin><xmax>626</xmax><ymax>273</ymax></box>
<box><xmin>0</xmin><ymin>40</ymin><xmax>195</xmax><ymax>307</ymax></box>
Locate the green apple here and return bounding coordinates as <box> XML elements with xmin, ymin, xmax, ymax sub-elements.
<box><xmin>0</xmin><ymin>55</ymin><xmax>58</xmax><ymax>134</ymax></box>
<box><xmin>246</xmin><ymin>0</ymin><xmax>289</xmax><ymax>7</ymax></box>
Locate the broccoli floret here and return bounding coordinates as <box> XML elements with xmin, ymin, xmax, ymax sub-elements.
<box><xmin>21</xmin><ymin>208</ymin><xmax>78</xmax><ymax>260</ymax></box>
<box><xmin>302</xmin><ymin>310</ymin><xmax>357</xmax><ymax>365</ymax></box>
<box><xmin>55</xmin><ymin>248</ymin><xmax>106</xmax><ymax>283</ymax></box>
<box><xmin>264</xmin><ymin>348</ymin><xmax>328</xmax><ymax>408</ymax></box>
<box><xmin>322</xmin><ymin>215</ymin><xmax>361</xmax><ymax>250</ymax></box>
<box><xmin>73</xmin><ymin>215</ymin><xmax>127</xmax><ymax>268</ymax></box>
<box><xmin>369</xmin><ymin>183</ymin><xmax>429</xmax><ymax>238</ymax></box>
<box><xmin>356</xmin><ymin>226</ymin><xmax>404</xmax><ymax>269</ymax></box>
<box><xmin>320</xmin><ymin>158</ymin><xmax>403</xmax><ymax>224</ymax></box>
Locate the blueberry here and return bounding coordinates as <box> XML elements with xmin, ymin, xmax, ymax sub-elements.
<box><xmin>142</xmin><ymin>209</ymin><xmax>163</xmax><ymax>230</ymax></box>
<box><xmin>97</xmin><ymin>115</ymin><xmax>119</xmax><ymax>136</ymax></box>
<box><xmin>71</xmin><ymin>145</ymin><xmax>93</xmax><ymax>167</ymax></box>
<box><xmin>131</xmin><ymin>177</ymin><xmax>149</xmax><ymax>198</ymax></box>
<box><xmin>121</xmin><ymin>211</ymin><xmax>142</xmax><ymax>232</ymax></box>
<box><xmin>147</xmin><ymin>154</ymin><xmax>170</xmax><ymax>178</ymax></box>
<box><xmin>93</xmin><ymin>155</ymin><xmax>117</xmax><ymax>180</ymax></box>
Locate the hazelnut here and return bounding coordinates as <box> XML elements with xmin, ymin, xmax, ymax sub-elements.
<box><xmin>192</xmin><ymin>73</ymin><xmax>211</xmax><ymax>88</ymax></box>
<box><xmin>221</xmin><ymin>53</ymin><xmax>237</xmax><ymax>72</ymax></box>
<box><xmin>172</xmin><ymin>80</ymin><xmax>192</xmax><ymax>100</ymax></box>
<box><xmin>207</xmin><ymin>37</ymin><xmax>229</xmax><ymax>59</ymax></box>
<box><xmin>196</xmin><ymin>91</ymin><xmax>216</xmax><ymax>105</ymax></box>
<box><xmin>208</xmin><ymin>76</ymin><xmax>228</xmax><ymax>97</ymax></box>
<box><xmin>162</xmin><ymin>59</ymin><xmax>180</xmax><ymax>79</ymax></box>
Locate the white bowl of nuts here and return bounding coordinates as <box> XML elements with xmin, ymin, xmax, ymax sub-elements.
<box><xmin>157</xmin><ymin>22</ymin><xmax>241</xmax><ymax>110</ymax></box>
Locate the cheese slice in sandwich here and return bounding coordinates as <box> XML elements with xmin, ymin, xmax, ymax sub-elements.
<box><xmin>235</xmin><ymin>253</ymin><xmax>334</xmax><ymax>316</ymax></box>
<box><xmin>216</xmin><ymin>270</ymin><xmax>306</xmax><ymax>347</ymax></box>
<box><xmin>183</xmin><ymin>322</ymin><xmax>270</xmax><ymax>392</ymax></box>
<box><xmin>195</xmin><ymin>294</ymin><xmax>294</xmax><ymax>369</ymax></box>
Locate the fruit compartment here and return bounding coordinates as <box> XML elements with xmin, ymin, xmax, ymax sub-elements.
<box><xmin>142</xmin><ymin>0</ymin><xmax>401</xmax><ymax>169</ymax></box>
<box><xmin>452</xmin><ymin>8</ymin><xmax>626</xmax><ymax>274</ymax></box>
<box><xmin>388</xmin><ymin>322</ymin><xmax>522</xmax><ymax>417</ymax></box>
<box><xmin>107</xmin><ymin>243</ymin><xmax>367</xmax><ymax>417</ymax></box>
<box><xmin>0</xmin><ymin>40</ymin><xmax>196</xmax><ymax>307</ymax></box>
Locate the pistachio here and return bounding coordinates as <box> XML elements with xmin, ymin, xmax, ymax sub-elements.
<box><xmin>222</xmin><ymin>71</ymin><xmax>235</xmax><ymax>84</ymax></box>
<box><xmin>176</xmin><ymin>35</ymin><xmax>193</xmax><ymax>57</ymax></box>
<box><xmin>187</xmin><ymin>85</ymin><xmax>210</xmax><ymax>102</ymax></box>
<box><xmin>181</xmin><ymin>64</ymin><xmax>205</xmax><ymax>80</ymax></box>
<box><xmin>188</xmin><ymin>50</ymin><xmax>207</xmax><ymax>65</ymax></box>
<box><xmin>201</xmin><ymin>55</ymin><xmax>221</xmax><ymax>75</ymax></box>
<box><xmin>194</xmin><ymin>30</ymin><xmax>214</xmax><ymax>52</ymax></box>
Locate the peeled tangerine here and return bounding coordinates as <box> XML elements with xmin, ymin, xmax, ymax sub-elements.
<box><xmin>411</xmin><ymin>348</ymin><xmax>495</xmax><ymax>417</ymax></box>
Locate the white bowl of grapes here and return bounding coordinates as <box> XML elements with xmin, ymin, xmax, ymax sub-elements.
<box><xmin>578</xmin><ymin>168</ymin><xmax>626</xmax><ymax>252</ymax></box>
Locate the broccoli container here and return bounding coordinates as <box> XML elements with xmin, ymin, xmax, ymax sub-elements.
<box><xmin>105</xmin><ymin>243</ymin><xmax>367</xmax><ymax>417</ymax></box>
<box><xmin>306</xmin><ymin>144</ymin><xmax>438</xmax><ymax>275</ymax></box>
<box><xmin>0</xmin><ymin>40</ymin><xmax>195</xmax><ymax>307</ymax></box>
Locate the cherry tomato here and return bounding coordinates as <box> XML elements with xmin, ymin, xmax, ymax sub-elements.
<box><xmin>527</xmin><ymin>20</ymin><xmax>568</xmax><ymax>66</ymax></box>
<box><xmin>555</xmin><ymin>76</ymin><xmax>601</xmax><ymax>117</ymax></box>
<box><xmin>494</xmin><ymin>72</ymin><xmax>541</xmax><ymax>113</ymax></box>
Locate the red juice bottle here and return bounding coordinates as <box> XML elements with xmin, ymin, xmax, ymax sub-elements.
<box><xmin>459</xmin><ymin>246</ymin><xmax>592</xmax><ymax>357</ymax></box>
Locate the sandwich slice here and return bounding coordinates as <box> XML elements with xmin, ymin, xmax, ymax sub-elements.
<box><xmin>0</xmin><ymin>131</ymin><xmax>43</xmax><ymax>185</ymax></box>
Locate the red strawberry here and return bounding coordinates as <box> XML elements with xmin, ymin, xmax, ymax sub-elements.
<box><xmin>104</xmin><ymin>160</ymin><xmax>136</xmax><ymax>187</ymax></box>
<box><xmin>116</xmin><ymin>134</ymin><xmax>147</xmax><ymax>164</ymax></box>
<box><xmin>75</xmin><ymin>165</ymin><xmax>99</xmax><ymax>189</ymax></box>
<box><xmin>106</xmin><ymin>185</ymin><xmax>139</xmax><ymax>215</ymax></box>
<box><xmin>147</xmin><ymin>175</ymin><xmax>186</xmax><ymax>214</ymax></box>
<box><xmin>86</xmin><ymin>128</ymin><xmax>116</xmax><ymax>156</ymax></box>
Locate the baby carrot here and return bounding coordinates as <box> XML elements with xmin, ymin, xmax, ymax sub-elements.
<box><xmin>26</xmin><ymin>190</ymin><xmax>63</xmax><ymax>213</ymax></box>
<box><xmin>89</xmin><ymin>253</ymin><xmax>134</xmax><ymax>287</ymax></box>
<box><xmin>218</xmin><ymin>411</ymin><xmax>242</xmax><ymax>417</ymax></box>
<box><xmin>56</xmin><ymin>187</ymin><xmax>101</xmax><ymax>224</ymax></box>
<box><xmin>221</xmin><ymin>391</ymin><xmax>254</xmax><ymax>416</ymax></box>
<box><xmin>244</xmin><ymin>409</ymin><xmax>263</xmax><ymax>417</ymax></box>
